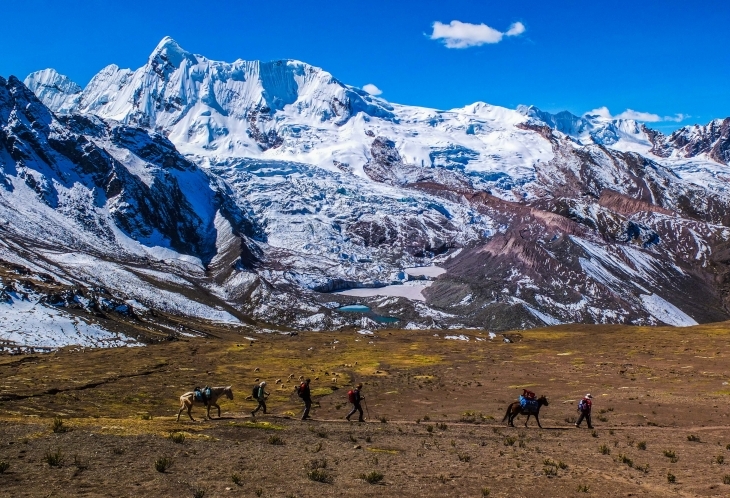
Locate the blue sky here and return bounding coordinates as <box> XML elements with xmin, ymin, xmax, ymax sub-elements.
<box><xmin>2</xmin><ymin>0</ymin><xmax>728</xmax><ymax>131</ymax></box>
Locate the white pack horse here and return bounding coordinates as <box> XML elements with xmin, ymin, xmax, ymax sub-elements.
<box><xmin>177</xmin><ymin>386</ymin><xmax>233</xmax><ymax>422</ymax></box>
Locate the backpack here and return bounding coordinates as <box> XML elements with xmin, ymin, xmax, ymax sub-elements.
<box><xmin>347</xmin><ymin>390</ymin><xmax>356</xmax><ymax>403</ymax></box>
<box><xmin>297</xmin><ymin>383</ymin><xmax>306</xmax><ymax>398</ymax></box>
<box><xmin>252</xmin><ymin>386</ymin><xmax>260</xmax><ymax>399</ymax></box>
<box><xmin>578</xmin><ymin>399</ymin><xmax>591</xmax><ymax>412</ymax></box>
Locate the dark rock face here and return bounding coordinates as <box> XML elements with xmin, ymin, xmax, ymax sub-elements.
<box><xmin>0</xmin><ymin>75</ymin><xmax>257</xmax><ymax>266</ymax></box>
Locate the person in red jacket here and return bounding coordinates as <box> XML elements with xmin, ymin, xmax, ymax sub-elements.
<box><xmin>575</xmin><ymin>393</ymin><xmax>593</xmax><ymax>429</ymax></box>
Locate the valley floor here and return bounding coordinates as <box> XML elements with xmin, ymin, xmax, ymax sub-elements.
<box><xmin>1</xmin><ymin>323</ymin><xmax>730</xmax><ymax>497</ymax></box>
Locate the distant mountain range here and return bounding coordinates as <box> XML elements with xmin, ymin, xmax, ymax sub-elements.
<box><xmin>2</xmin><ymin>37</ymin><xmax>729</xmax><ymax>348</ymax></box>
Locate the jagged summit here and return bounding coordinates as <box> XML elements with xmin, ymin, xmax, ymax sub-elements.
<box><xmin>23</xmin><ymin>68</ymin><xmax>82</xmax><ymax>115</ymax></box>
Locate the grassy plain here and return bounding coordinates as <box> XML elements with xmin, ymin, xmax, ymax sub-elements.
<box><xmin>1</xmin><ymin>322</ymin><xmax>730</xmax><ymax>497</ymax></box>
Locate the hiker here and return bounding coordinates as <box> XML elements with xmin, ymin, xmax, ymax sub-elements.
<box><xmin>346</xmin><ymin>383</ymin><xmax>365</xmax><ymax>422</ymax></box>
<box><xmin>251</xmin><ymin>381</ymin><xmax>269</xmax><ymax>417</ymax></box>
<box><xmin>575</xmin><ymin>393</ymin><xmax>593</xmax><ymax>429</ymax></box>
<box><xmin>296</xmin><ymin>378</ymin><xmax>312</xmax><ymax>420</ymax></box>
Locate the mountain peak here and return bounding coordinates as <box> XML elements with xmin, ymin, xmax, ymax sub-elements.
<box><xmin>149</xmin><ymin>36</ymin><xmax>197</xmax><ymax>70</ymax></box>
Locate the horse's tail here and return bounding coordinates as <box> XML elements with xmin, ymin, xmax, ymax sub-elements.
<box><xmin>502</xmin><ymin>402</ymin><xmax>513</xmax><ymax>423</ymax></box>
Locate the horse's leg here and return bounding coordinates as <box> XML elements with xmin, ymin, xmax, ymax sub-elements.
<box><xmin>187</xmin><ymin>401</ymin><xmax>195</xmax><ymax>421</ymax></box>
<box><xmin>206</xmin><ymin>403</ymin><xmax>211</xmax><ymax>420</ymax></box>
<box><xmin>214</xmin><ymin>403</ymin><xmax>221</xmax><ymax>418</ymax></box>
<box><xmin>502</xmin><ymin>403</ymin><xmax>513</xmax><ymax>424</ymax></box>
<box><xmin>508</xmin><ymin>409</ymin><xmax>516</xmax><ymax>427</ymax></box>
<box><xmin>177</xmin><ymin>403</ymin><xmax>184</xmax><ymax>422</ymax></box>
<box><xmin>524</xmin><ymin>413</ymin><xmax>531</xmax><ymax>427</ymax></box>
<box><xmin>535</xmin><ymin>412</ymin><xmax>543</xmax><ymax>429</ymax></box>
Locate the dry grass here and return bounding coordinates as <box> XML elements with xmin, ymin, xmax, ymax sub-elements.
<box><xmin>1</xmin><ymin>323</ymin><xmax>730</xmax><ymax>496</ymax></box>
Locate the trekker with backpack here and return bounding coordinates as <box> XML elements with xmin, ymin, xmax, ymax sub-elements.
<box><xmin>346</xmin><ymin>383</ymin><xmax>365</xmax><ymax>422</ymax></box>
<box><xmin>296</xmin><ymin>378</ymin><xmax>312</xmax><ymax>420</ymax></box>
<box><xmin>251</xmin><ymin>381</ymin><xmax>269</xmax><ymax>417</ymax></box>
<box><xmin>575</xmin><ymin>393</ymin><xmax>593</xmax><ymax>429</ymax></box>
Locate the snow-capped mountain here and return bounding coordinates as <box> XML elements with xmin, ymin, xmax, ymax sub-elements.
<box><xmin>4</xmin><ymin>37</ymin><xmax>730</xmax><ymax>348</ymax></box>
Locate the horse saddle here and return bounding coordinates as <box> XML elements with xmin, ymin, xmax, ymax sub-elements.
<box><xmin>194</xmin><ymin>386</ymin><xmax>211</xmax><ymax>403</ymax></box>
<box><xmin>519</xmin><ymin>395</ymin><xmax>538</xmax><ymax>411</ymax></box>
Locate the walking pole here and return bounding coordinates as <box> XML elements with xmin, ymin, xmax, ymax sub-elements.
<box><xmin>363</xmin><ymin>399</ymin><xmax>371</xmax><ymax>420</ymax></box>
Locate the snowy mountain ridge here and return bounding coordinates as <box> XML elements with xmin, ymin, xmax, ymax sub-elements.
<box><xmin>3</xmin><ymin>37</ymin><xmax>730</xmax><ymax>349</ymax></box>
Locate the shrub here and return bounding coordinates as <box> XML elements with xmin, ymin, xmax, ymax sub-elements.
<box><xmin>316</xmin><ymin>430</ymin><xmax>327</xmax><ymax>438</ymax></box>
<box><xmin>231</xmin><ymin>473</ymin><xmax>242</xmax><ymax>486</ymax></box>
<box><xmin>379</xmin><ymin>416</ymin><xmax>387</xmax><ymax>423</ymax></box>
<box><xmin>591</xmin><ymin>430</ymin><xmax>598</xmax><ymax>438</ymax></box>
<box><xmin>426</xmin><ymin>425</ymin><xmax>434</xmax><ymax>433</ymax></box>
<box><xmin>268</xmin><ymin>435</ymin><xmax>284</xmax><ymax>445</ymax></box>
<box><xmin>617</xmin><ymin>454</ymin><xmax>633</xmax><ymax>468</ymax></box>
<box><xmin>458</xmin><ymin>453</ymin><xmax>471</xmax><ymax>462</ymax></box>
<box><xmin>308</xmin><ymin>458</ymin><xmax>327</xmax><ymax>470</ymax></box>
<box><xmin>558</xmin><ymin>461</ymin><xmax>568</xmax><ymax>470</ymax></box>
<box><xmin>170</xmin><ymin>432</ymin><xmax>185</xmax><ymax>444</ymax></box>
<box><xmin>155</xmin><ymin>456</ymin><xmax>173</xmax><ymax>473</ymax></box>
<box><xmin>0</xmin><ymin>461</ymin><xmax>9</xmax><ymax>473</ymax></box>
<box><xmin>543</xmin><ymin>466</ymin><xmax>557</xmax><ymax>476</ymax></box>
<box><xmin>192</xmin><ymin>487</ymin><xmax>206</xmax><ymax>498</ymax></box>
<box><xmin>307</xmin><ymin>469</ymin><xmax>333</xmax><ymax>483</ymax></box>
<box><xmin>717</xmin><ymin>455</ymin><xmax>725</xmax><ymax>464</ymax></box>
<box><xmin>365</xmin><ymin>436</ymin><xmax>372</xmax><ymax>443</ymax></box>
<box><xmin>663</xmin><ymin>450</ymin><xmax>678</xmax><ymax>463</ymax></box>
<box><xmin>255</xmin><ymin>490</ymin><xmax>263</xmax><ymax>497</ymax></box>
<box><xmin>51</xmin><ymin>417</ymin><xmax>68</xmax><ymax>434</ymax></box>
<box><xmin>436</xmin><ymin>422</ymin><xmax>447</xmax><ymax>431</ymax></box>
<box><xmin>45</xmin><ymin>449</ymin><xmax>64</xmax><ymax>467</ymax></box>
<box><xmin>504</xmin><ymin>436</ymin><xmax>516</xmax><ymax>446</ymax></box>
<box><xmin>112</xmin><ymin>447</ymin><xmax>124</xmax><ymax>455</ymax></box>
<box><xmin>360</xmin><ymin>471</ymin><xmax>384</xmax><ymax>484</ymax></box>
<box><xmin>667</xmin><ymin>472</ymin><xmax>676</xmax><ymax>483</ymax></box>
<box><xmin>723</xmin><ymin>475</ymin><xmax>730</xmax><ymax>485</ymax></box>
<box><xmin>687</xmin><ymin>434</ymin><xmax>701</xmax><ymax>442</ymax></box>
<box><xmin>481</xmin><ymin>487</ymin><xmax>491</xmax><ymax>497</ymax></box>
<box><xmin>577</xmin><ymin>485</ymin><xmax>590</xmax><ymax>492</ymax></box>
<box><xmin>637</xmin><ymin>441</ymin><xmax>646</xmax><ymax>450</ymax></box>
<box><xmin>599</xmin><ymin>444</ymin><xmax>610</xmax><ymax>455</ymax></box>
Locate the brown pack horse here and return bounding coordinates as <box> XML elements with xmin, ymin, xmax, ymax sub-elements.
<box><xmin>502</xmin><ymin>395</ymin><xmax>549</xmax><ymax>428</ymax></box>
<box><xmin>177</xmin><ymin>386</ymin><xmax>233</xmax><ymax>422</ymax></box>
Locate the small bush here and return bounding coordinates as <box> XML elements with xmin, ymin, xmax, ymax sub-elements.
<box><xmin>170</xmin><ymin>432</ymin><xmax>185</xmax><ymax>444</ymax></box>
<box><xmin>635</xmin><ymin>463</ymin><xmax>649</xmax><ymax>473</ymax></box>
<box><xmin>231</xmin><ymin>473</ymin><xmax>242</xmax><ymax>486</ymax></box>
<box><xmin>504</xmin><ymin>436</ymin><xmax>516</xmax><ymax>446</ymax></box>
<box><xmin>365</xmin><ymin>436</ymin><xmax>372</xmax><ymax>443</ymax></box>
<box><xmin>348</xmin><ymin>434</ymin><xmax>357</xmax><ymax>442</ymax></box>
<box><xmin>307</xmin><ymin>468</ymin><xmax>333</xmax><ymax>483</ymax></box>
<box><xmin>577</xmin><ymin>484</ymin><xmax>590</xmax><ymax>492</ymax></box>
<box><xmin>379</xmin><ymin>416</ymin><xmax>387</xmax><ymax>423</ymax></box>
<box><xmin>481</xmin><ymin>487</ymin><xmax>491</xmax><ymax>497</ymax></box>
<box><xmin>45</xmin><ymin>449</ymin><xmax>64</xmax><ymax>467</ymax></box>
<box><xmin>543</xmin><ymin>458</ymin><xmax>556</xmax><ymax>466</ymax></box>
<box><xmin>726</xmin><ymin>443</ymin><xmax>730</xmax><ymax>451</ymax></box>
<box><xmin>717</xmin><ymin>455</ymin><xmax>725</xmax><ymax>464</ymax></box>
<box><xmin>423</xmin><ymin>415</ymin><xmax>430</xmax><ymax>421</ymax></box>
<box><xmin>437</xmin><ymin>422</ymin><xmax>447</xmax><ymax>431</ymax></box>
<box><xmin>667</xmin><ymin>472</ymin><xmax>676</xmax><ymax>483</ymax></box>
<box><xmin>308</xmin><ymin>458</ymin><xmax>327</xmax><ymax>470</ymax></box>
<box><xmin>426</xmin><ymin>425</ymin><xmax>434</xmax><ymax>433</ymax></box>
<box><xmin>155</xmin><ymin>456</ymin><xmax>173</xmax><ymax>473</ymax></box>
<box><xmin>617</xmin><ymin>454</ymin><xmax>633</xmax><ymax>468</ymax></box>
<box><xmin>597</xmin><ymin>415</ymin><xmax>608</xmax><ymax>422</ymax></box>
<box><xmin>637</xmin><ymin>441</ymin><xmax>646</xmax><ymax>450</ymax></box>
<box><xmin>255</xmin><ymin>489</ymin><xmax>263</xmax><ymax>497</ymax></box>
<box><xmin>663</xmin><ymin>449</ymin><xmax>678</xmax><ymax>463</ymax></box>
<box><xmin>599</xmin><ymin>444</ymin><xmax>610</xmax><ymax>455</ymax></box>
<box><xmin>112</xmin><ymin>447</ymin><xmax>125</xmax><ymax>455</ymax></box>
<box><xmin>437</xmin><ymin>474</ymin><xmax>448</xmax><ymax>483</ymax></box>
<box><xmin>0</xmin><ymin>461</ymin><xmax>9</xmax><ymax>473</ymax></box>
<box><xmin>723</xmin><ymin>475</ymin><xmax>730</xmax><ymax>485</ymax></box>
<box><xmin>51</xmin><ymin>417</ymin><xmax>68</xmax><ymax>434</ymax></box>
<box><xmin>687</xmin><ymin>434</ymin><xmax>701</xmax><ymax>442</ymax></box>
<box><xmin>360</xmin><ymin>471</ymin><xmax>384</xmax><ymax>484</ymax></box>
<box><xmin>268</xmin><ymin>435</ymin><xmax>285</xmax><ymax>445</ymax></box>
<box><xmin>558</xmin><ymin>461</ymin><xmax>568</xmax><ymax>470</ymax></box>
<box><xmin>591</xmin><ymin>430</ymin><xmax>598</xmax><ymax>438</ymax></box>
<box><xmin>543</xmin><ymin>466</ymin><xmax>557</xmax><ymax>476</ymax></box>
<box><xmin>192</xmin><ymin>487</ymin><xmax>206</xmax><ymax>498</ymax></box>
<box><xmin>458</xmin><ymin>453</ymin><xmax>471</xmax><ymax>462</ymax></box>
<box><xmin>316</xmin><ymin>430</ymin><xmax>327</xmax><ymax>438</ymax></box>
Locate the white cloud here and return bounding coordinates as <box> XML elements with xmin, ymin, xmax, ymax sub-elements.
<box><xmin>362</xmin><ymin>84</ymin><xmax>382</xmax><ymax>96</ymax></box>
<box><xmin>430</xmin><ymin>20</ymin><xmax>526</xmax><ymax>49</ymax></box>
<box><xmin>585</xmin><ymin>107</ymin><xmax>687</xmax><ymax>123</ymax></box>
